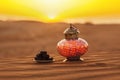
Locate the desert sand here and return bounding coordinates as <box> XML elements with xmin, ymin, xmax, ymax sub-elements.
<box><xmin>0</xmin><ymin>21</ymin><xmax>120</xmax><ymax>80</ymax></box>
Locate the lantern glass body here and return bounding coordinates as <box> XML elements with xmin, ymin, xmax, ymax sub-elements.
<box><xmin>57</xmin><ymin>38</ymin><xmax>88</xmax><ymax>58</ymax></box>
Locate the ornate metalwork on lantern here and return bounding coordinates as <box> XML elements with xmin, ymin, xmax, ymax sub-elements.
<box><xmin>57</xmin><ymin>24</ymin><xmax>88</xmax><ymax>61</ymax></box>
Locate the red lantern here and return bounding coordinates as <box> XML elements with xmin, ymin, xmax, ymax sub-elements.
<box><xmin>57</xmin><ymin>24</ymin><xmax>88</xmax><ymax>61</ymax></box>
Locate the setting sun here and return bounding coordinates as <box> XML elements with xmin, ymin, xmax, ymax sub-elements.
<box><xmin>48</xmin><ymin>15</ymin><xmax>56</xmax><ymax>19</ymax></box>
<box><xmin>0</xmin><ymin>0</ymin><xmax>120</xmax><ymax>23</ymax></box>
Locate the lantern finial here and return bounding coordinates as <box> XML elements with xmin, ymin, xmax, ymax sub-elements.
<box><xmin>63</xmin><ymin>24</ymin><xmax>80</xmax><ymax>40</ymax></box>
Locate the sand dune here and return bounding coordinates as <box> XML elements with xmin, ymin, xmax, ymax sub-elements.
<box><xmin>0</xmin><ymin>21</ymin><xmax>120</xmax><ymax>80</ymax></box>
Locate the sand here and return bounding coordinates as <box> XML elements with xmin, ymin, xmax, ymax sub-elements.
<box><xmin>0</xmin><ymin>21</ymin><xmax>120</xmax><ymax>80</ymax></box>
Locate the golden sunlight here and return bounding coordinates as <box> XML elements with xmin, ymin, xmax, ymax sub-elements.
<box><xmin>32</xmin><ymin>0</ymin><xmax>70</xmax><ymax>22</ymax></box>
<box><xmin>13</xmin><ymin>0</ymin><xmax>93</xmax><ymax>22</ymax></box>
<box><xmin>0</xmin><ymin>0</ymin><xmax>120</xmax><ymax>23</ymax></box>
<box><xmin>48</xmin><ymin>14</ymin><xmax>56</xmax><ymax>19</ymax></box>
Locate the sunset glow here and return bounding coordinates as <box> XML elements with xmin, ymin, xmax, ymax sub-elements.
<box><xmin>0</xmin><ymin>0</ymin><xmax>120</xmax><ymax>23</ymax></box>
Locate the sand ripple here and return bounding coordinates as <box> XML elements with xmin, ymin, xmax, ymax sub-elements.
<box><xmin>0</xmin><ymin>51</ymin><xmax>120</xmax><ymax>80</ymax></box>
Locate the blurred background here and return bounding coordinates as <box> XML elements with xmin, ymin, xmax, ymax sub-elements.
<box><xmin>0</xmin><ymin>0</ymin><xmax>120</xmax><ymax>58</ymax></box>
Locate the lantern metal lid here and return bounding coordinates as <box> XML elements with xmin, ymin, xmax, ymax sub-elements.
<box><xmin>64</xmin><ymin>24</ymin><xmax>80</xmax><ymax>40</ymax></box>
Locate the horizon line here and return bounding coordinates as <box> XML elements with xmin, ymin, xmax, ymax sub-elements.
<box><xmin>0</xmin><ymin>19</ymin><xmax>120</xmax><ymax>25</ymax></box>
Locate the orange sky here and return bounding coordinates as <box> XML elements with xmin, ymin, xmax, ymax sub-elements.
<box><xmin>0</xmin><ymin>0</ymin><xmax>120</xmax><ymax>23</ymax></box>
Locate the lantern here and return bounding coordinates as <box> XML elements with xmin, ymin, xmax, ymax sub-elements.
<box><xmin>57</xmin><ymin>24</ymin><xmax>88</xmax><ymax>61</ymax></box>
